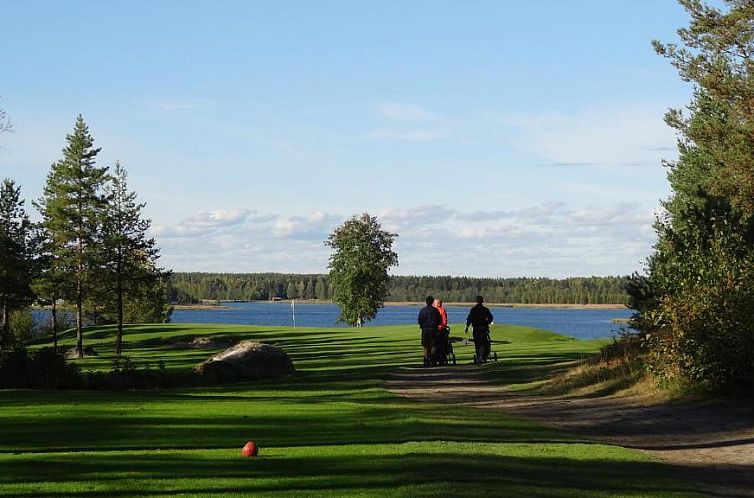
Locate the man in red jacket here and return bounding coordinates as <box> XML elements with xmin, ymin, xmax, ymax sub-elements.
<box><xmin>434</xmin><ymin>298</ymin><xmax>449</xmax><ymax>364</ymax></box>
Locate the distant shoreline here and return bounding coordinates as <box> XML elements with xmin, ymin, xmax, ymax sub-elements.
<box><xmin>172</xmin><ymin>304</ymin><xmax>231</xmax><ymax>310</ymax></box>
<box><xmin>172</xmin><ymin>300</ymin><xmax>628</xmax><ymax>310</ymax></box>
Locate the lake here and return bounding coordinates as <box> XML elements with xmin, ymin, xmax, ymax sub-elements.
<box><xmin>171</xmin><ymin>302</ymin><xmax>634</xmax><ymax>340</ymax></box>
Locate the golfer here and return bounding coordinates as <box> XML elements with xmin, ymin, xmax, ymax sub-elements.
<box><xmin>433</xmin><ymin>298</ymin><xmax>449</xmax><ymax>364</ymax></box>
<box><xmin>418</xmin><ymin>296</ymin><xmax>442</xmax><ymax>366</ymax></box>
<box><xmin>465</xmin><ymin>295</ymin><xmax>494</xmax><ymax>363</ymax></box>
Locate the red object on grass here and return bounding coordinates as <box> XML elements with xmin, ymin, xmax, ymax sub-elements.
<box><xmin>241</xmin><ymin>441</ymin><xmax>259</xmax><ymax>458</ymax></box>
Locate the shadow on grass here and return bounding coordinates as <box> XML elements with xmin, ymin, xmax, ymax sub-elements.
<box><xmin>0</xmin><ymin>451</ymin><xmax>695</xmax><ymax>498</ymax></box>
<box><xmin>0</xmin><ymin>394</ymin><xmax>587</xmax><ymax>454</ymax></box>
<box><xmin>3</xmin><ymin>324</ymin><xmax>704</xmax><ymax>496</ymax></box>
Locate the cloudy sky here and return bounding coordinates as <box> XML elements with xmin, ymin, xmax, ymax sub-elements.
<box><xmin>1</xmin><ymin>1</ymin><xmax>693</xmax><ymax>277</ymax></box>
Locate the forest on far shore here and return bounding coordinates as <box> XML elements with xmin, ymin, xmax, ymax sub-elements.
<box><xmin>168</xmin><ymin>273</ymin><xmax>630</xmax><ymax>305</ymax></box>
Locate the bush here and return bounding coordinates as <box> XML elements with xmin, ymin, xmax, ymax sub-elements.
<box><xmin>8</xmin><ymin>308</ymin><xmax>33</xmax><ymax>347</ymax></box>
<box><xmin>0</xmin><ymin>348</ymin><xmax>190</xmax><ymax>391</ymax></box>
<box><xmin>643</xmin><ymin>239</ymin><xmax>754</xmax><ymax>392</ymax></box>
<box><xmin>0</xmin><ymin>347</ymin><xmax>80</xmax><ymax>389</ymax></box>
<box><xmin>84</xmin><ymin>357</ymin><xmax>184</xmax><ymax>390</ymax></box>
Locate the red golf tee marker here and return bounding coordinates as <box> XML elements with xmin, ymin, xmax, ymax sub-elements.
<box><xmin>241</xmin><ymin>441</ymin><xmax>259</xmax><ymax>458</ymax></box>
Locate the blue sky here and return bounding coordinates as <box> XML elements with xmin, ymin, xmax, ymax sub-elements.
<box><xmin>1</xmin><ymin>1</ymin><xmax>693</xmax><ymax>277</ymax></box>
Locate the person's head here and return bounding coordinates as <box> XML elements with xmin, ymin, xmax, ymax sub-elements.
<box><xmin>433</xmin><ymin>298</ymin><xmax>443</xmax><ymax>307</ymax></box>
<box><xmin>475</xmin><ymin>295</ymin><xmax>484</xmax><ymax>304</ymax></box>
<box><xmin>426</xmin><ymin>296</ymin><xmax>434</xmax><ymax>306</ymax></box>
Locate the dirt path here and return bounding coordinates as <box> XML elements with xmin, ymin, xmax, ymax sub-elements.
<box><xmin>386</xmin><ymin>366</ymin><xmax>754</xmax><ymax>498</ymax></box>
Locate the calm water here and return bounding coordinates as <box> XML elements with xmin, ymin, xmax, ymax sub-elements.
<box><xmin>171</xmin><ymin>302</ymin><xmax>634</xmax><ymax>340</ymax></box>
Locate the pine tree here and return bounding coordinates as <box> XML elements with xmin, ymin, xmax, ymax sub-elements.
<box><xmin>35</xmin><ymin>116</ymin><xmax>109</xmax><ymax>358</ymax></box>
<box><xmin>30</xmin><ymin>225</ymin><xmax>63</xmax><ymax>351</ymax></box>
<box><xmin>0</xmin><ymin>179</ymin><xmax>35</xmax><ymax>349</ymax></box>
<box><xmin>634</xmin><ymin>1</ymin><xmax>754</xmax><ymax>389</ymax></box>
<box><xmin>101</xmin><ymin>162</ymin><xmax>162</xmax><ymax>356</ymax></box>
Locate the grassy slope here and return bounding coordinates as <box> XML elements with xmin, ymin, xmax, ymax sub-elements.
<box><xmin>0</xmin><ymin>323</ymin><xmax>698</xmax><ymax>497</ymax></box>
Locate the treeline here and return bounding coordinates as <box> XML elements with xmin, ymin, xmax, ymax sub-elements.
<box><xmin>169</xmin><ymin>273</ymin><xmax>630</xmax><ymax>305</ymax></box>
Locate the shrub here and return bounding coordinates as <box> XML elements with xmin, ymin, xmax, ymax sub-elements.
<box><xmin>0</xmin><ymin>347</ymin><xmax>80</xmax><ymax>389</ymax></box>
<box><xmin>84</xmin><ymin>357</ymin><xmax>182</xmax><ymax>390</ymax></box>
<box><xmin>643</xmin><ymin>240</ymin><xmax>754</xmax><ymax>392</ymax></box>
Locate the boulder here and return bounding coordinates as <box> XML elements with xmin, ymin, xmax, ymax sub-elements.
<box><xmin>194</xmin><ymin>341</ymin><xmax>294</xmax><ymax>382</ymax></box>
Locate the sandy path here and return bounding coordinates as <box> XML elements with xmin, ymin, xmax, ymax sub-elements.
<box><xmin>386</xmin><ymin>366</ymin><xmax>754</xmax><ymax>497</ymax></box>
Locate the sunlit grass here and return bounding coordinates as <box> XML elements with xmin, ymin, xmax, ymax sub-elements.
<box><xmin>0</xmin><ymin>323</ymin><xmax>699</xmax><ymax>497</ymax></box>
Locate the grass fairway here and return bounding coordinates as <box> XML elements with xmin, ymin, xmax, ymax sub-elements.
<box><xmin>0</xmin><ymin>323</ymin><xmax>698</xmax><ymax>497</ymax></box>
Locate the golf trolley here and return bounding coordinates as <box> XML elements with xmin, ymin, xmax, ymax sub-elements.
<box><xmin>441</xmin><ymin>327</ymin><xmax>457</xmax><ymax>366</ymax></box>
<box><xmin>422</xmin><ymin>326</ymin><xmax>456</xmax><ymax>367</ymax></box>
<box><xmin>469</xmin><ymin>328</ymin><xmax>498</xmax><ymax>364</ymax></box>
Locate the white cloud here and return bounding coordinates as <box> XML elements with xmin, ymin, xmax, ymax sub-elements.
<box><xmin>271</xmin><ymin>212</ymin><xmax>341</xmax><ymax>239</ymax></box>
<box><xmin>151</xmin><ymin>208</ymin><xmax>249</xmax><ymax>237</ymax></box>
<box><xmin>153</xmin><ymin>202</ymin><xmax>657</xmax><ymax>277</ymax></box>
<box><xmin>185</xmin><ymin>208</ymin><xmax>250</xmax><ymax>226</ymax></box>
<box><xmin>379</xmin><ymin>204</ymin><xmax>454</xmax><ymax>228</ymax></box>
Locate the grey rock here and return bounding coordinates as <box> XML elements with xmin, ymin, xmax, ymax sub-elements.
<box><xmin>194</xmin><ymin>341</ymin><xmax>294</xmax><ymax>382</ymax></box>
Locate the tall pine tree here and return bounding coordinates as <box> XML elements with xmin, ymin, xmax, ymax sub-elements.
<box><xmin>36</xmin><ymin>116</ymin><xmax>108</xmax><ymax>358</ymax></box>
<box><xmin>101</xmin><ymin>162</ymin><xmax>162</xmax><ymax>355</ymax></box>
<box><xmin>0</xmin><ymin>179</ymin><xmax>35</xmax><ymax>349</ymax></box>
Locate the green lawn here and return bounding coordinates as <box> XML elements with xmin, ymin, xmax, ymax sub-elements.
<box><xmin>0</xmin><ymin>323</ymin><xmax>698</xmax><ymax>497</ymax></box>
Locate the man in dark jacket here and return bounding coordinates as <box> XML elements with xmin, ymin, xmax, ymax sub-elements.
<box><xmin>418</xmin><ymin>295</ymin><xmax>442</xmax><ymax>366</ymax></box>
<box><xmin>465</xmin><ymin>295</ymin><xmax>494</xmax><ymax>363</ymax></box>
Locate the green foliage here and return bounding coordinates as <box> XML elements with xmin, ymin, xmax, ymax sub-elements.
<box><xmin>84</xmin><ymin>356</ymin><xmax>175</xmax><ymax>390</ymax></box>
<box><xmin>122</xmin><ymin>275</ymin><xmax>173</xmax><ymax>324</ymax></box>
<box><xmin>645</xmin><ymin>234</ymin><xmax>754</xmax><ymax>390</ymax></box>
<box><xmin>9</xmin><ymin>308</ymin><xmax>33</xmax><ymax>345</ymax></box>
<box><xmin>635</xmin><ymin>1</ymin><xmax>754</xmax><ymax>391</ymax></box>
<box><xmin>325</xmin><ymin>213</ymin><xmax>398</xmax><ymax>326</ymax></box>
<box><xmin>168</xmin><ymin>272</ymin><xmax>630</xmax><ymax>305</ymax></box>
<box><xmin>101</xmin><ymin>162</ymin><xmax>166</xmax><ymax>354</ymax></box>
<box><xmin>31</xmin><ymin>223</ymin><xmax>66</xmax><ymax>349</ymax></box>
<box><xmin>0</xmin><ymin>347</ymin><xmax>80</xmax><ymax>389</ymax></box>
<box><xmin>35</xmin><ymin>115</ymin><xmax>109</xmax><ymax>358</ymax></box>
<box><xmin>0</xmin><ymin>179</ymin><xmax>35</xmax><ymax>349</ymax></box>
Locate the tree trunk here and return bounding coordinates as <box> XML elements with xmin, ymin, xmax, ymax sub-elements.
<box><xmin>76</xmin><ymin>193</ymin><xmax>84</xmax><ymax>358</ymax></box>
<box><xmin>76</xmin><ymin>272</ymin><xmax>83</xmax><ymax>359</ymax></box>
<box><xmin>115</xmin><ymin>268</ymin><xmax>123</xmax><ymax>356</ymax></box>
<box><xmin>76</xmin><ymin>255</ymin><xmax>84</xmax><ymax>358</ymax></box>
<box><xmin>51</xmin><ymin>298</ymin><xmax>58</xmax><ymax>352</ymax></box>
<box><xmin>0</xmin><ymin>303</ymin><xmax>9</xmax><ymax>351</ymax></box>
